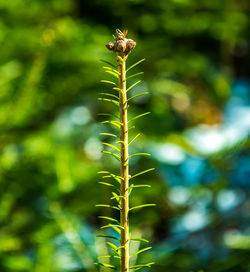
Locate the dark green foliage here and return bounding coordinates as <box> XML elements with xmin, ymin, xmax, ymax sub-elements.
<box><xmin>0</xmin><ymin>0</ymin><xmax>249</xmax><ymax>271</ymax></box>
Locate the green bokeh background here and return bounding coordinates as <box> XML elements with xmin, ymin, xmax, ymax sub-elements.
<box><xmin>0</xmin><ymin>0</ymin><xmax>249</xmax><ymax>271</ymax></box>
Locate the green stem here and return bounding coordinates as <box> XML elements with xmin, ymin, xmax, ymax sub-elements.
<box><xmin>118</xmin><ymin>56</ymin><xmax>129</xmax><ymax>272</ymax></box>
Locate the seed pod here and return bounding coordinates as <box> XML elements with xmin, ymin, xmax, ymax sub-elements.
<box><xmin>126</xmin><ymin>39</ymin><xmax>136</xmax><ymax>51</ymax></box>
<box><xmin>116</xmin><ymin>40</ymin><xmax>127</xmax><ymax>52</ymax></box>
<box><xmin>106</xmin><ymin>42</ymin><xmax>115</xmax><ymax>51</ymax></box>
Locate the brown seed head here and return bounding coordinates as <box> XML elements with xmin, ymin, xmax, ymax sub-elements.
<box><xmin>116</xmin><ymin>40</ymin><xmax>127</xmax><ymax>52</ymax></box>
<box><xmin>126</xmin><ymin>39</ymin><xmax>136</xmax><ymax>51</ymax></box>
<box><xmin>106</xmin><ymin>29</ymin><xmax>136</xmax><ymax>58</ymax></box>
<box><xmin>106</xmin><ymin>42</ymin><xmax>115</xmax><ymax>51</ymax></box>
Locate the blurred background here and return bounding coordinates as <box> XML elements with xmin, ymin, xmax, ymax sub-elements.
<box><xmin>0</xmin><ymin>0</ymin><xmax>249</xmax><ymax>271</ymax></box>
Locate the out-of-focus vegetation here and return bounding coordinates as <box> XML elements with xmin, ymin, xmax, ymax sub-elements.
<box><xmin>0</xmin><ymin>0</ymin><xmax>249</xmax><ymax>271</ymax></box>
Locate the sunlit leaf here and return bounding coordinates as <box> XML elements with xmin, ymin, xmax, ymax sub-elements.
<box><xmin>105</xmin><ymin>70</ymin><xmax>119</xmax><ymax>78</ymax></box>
<box><xmin>101</xmin><ymin>225</ymin><xmax>123</xmax><ymax>235</ymax></box>
<box><xmin>128</xmin><ymin>92</ymin><xmax>149</xmax><ymax>102</ymax></box>
<box><xmin>98</xmin><ymin>97</ymin><xmax>119</xmax><ymax>106</ymax></box>
<box><xmin>102</xmin><ymin>120</ymin><xmax>121</xmax><ymax>128</ymax></box>
<box><xmin>98</xmin><ymin>216</ymin><xmax>119</xmax><ymax>224</ymax></box>
<box><xmin>130</xmin><ymin>168</ymin><xmax>155</xmax><ymax>179</ymax></box>
<box><xmin>111</xmin><ymin>194</ymin><xmax>124</xmax><ymax>201</ymax></box>
<box><xmin>113</xmin><ymin>87</ymin><xmax>123</xmax><ymax>92</ymax></box>
<box><xmin>98</xmin><ymin>181</ymin><xmax>115</xmax><ymax>187</ymax></box>
<box><xmin>103</xmin><ymin>66</ymin><xmax>119</xmax><ymax>74</ymax></box>
<box><xmin>129</xmin><ymin>262</ymin><xmax>154</xmax><ymax>269</ymax></box>
<box><xmin>129</xmin><ymin>204</ymin><xmax>156</xmax><ymax>211</ymax></box>
<box><xmin>102</xmin><ymin>142</ymin><xmax>120</xmax><ymax>152</ymax></box>
<box><xmin>99</xmin><ymin>133</ymin><xmax>118</xmax><ymax>138</ymax></box>
<box><xmin>98</xmin><ymin>255</ymin><xmax>112</xmax><ymax>259</ymax></box>
<box><xmin>97</xmin><ymin>170</ymin><xmax>110</xmax><ymax>174</ymax></box>
<box><xmin>106</xmin><ymin>241</ymin><xmax>118</xmax><ymax>251</ymax></box>
<box><xmin>126</xmin><ymin>72</ymin><xmax>144</xmax><ymax>80</ymax></box>
<box><xmin>100</xmin><ymin>92</ymin><xmax>119</xmax><ymax>100</ymax></box>
<box><xmin>128</xmin><ymin>133</ymin><xmax>140</xmax><ymax>145</ymax></box>
<box><xmin>101</xmin><ymin>79</ymin><xmax>117</xmax><ymax>86</ymax></box>
<box><xmin>126</xmin><ymin>58</ymin><xmax>145</xmax><ymax>72</ymax></box>
<box><xmin>101</xmin><ymin>151</ymin><xmax>121</xmax><ymax>161</ymax></box>
<box><xmin>96</xmin><ymin>204</ymin><xmax>120</xmax><ymax>210</ymax></box>
<box><xmin>131</xmin><ymin>184</ymin><xmax>151</xmax><ymax>188</ymax></box>
<box><xmin>128</xmin><ymin>153</ymin><xmax>151</xmax><ymax>159</ymax></box>
<box><xmin>129</xmin><ymin>238</ymin><xmax>149</xmax><ymax>243</ymax></box>
<box><xmin>129</xmin><ymin>247</ymin><xmax>152</xmax><ymax>258</ymax></box>
<box><xmin>95</xmin><ymin>262</ymin><xmax>116</xmax><ymax>269</ymax></box>
<box><xmin>128</xmin><ymin>112</ymin><xmax>150</xmax><ymax>123</ymax></box>
<box><xmin>116</xmin><ymin>140</ymin><xmax>125</xmax><ymax>145</ymax></box>
<box><xmin>117</xmin><ymin>56</ymin><xmax>124</xmax><ymax>64</ymax></box>
<box><xmin>126</xmin><ymin>80</ymin><xmax>141</xmax><ymax>92</ymax></box>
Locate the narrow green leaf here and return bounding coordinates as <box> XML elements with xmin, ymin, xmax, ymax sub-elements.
<box><xmin>106</xmin><ymin>242</ymin><xmax>118</xmax><ymax>251</ymax></box>
<box><xmin>110</xmin><ymin>195</ymin><xmax>125</xmax><ymax>200</ymax></box>
<box><xmin>101</xmin><ymin>224</ymin><xmax>124</xmax><ymax>230</ymax></box>
<box><xmin>101</xmin><ymin>225</ymin><xmax>123</xmax><ymax>234</ymax></box>
<box><xmin>101</xmin><ymin>79</ymin><xmax>117</xmax><ymax>86</ymax></box>
<box><xmin>129</xmin><ymin>133</ymin><xmax>140</xmax><ymax>145</ymax></box>
<box><xmin>130</xmin><ymin>168</ymin><xmax>155</xmax><ymax>179</ymax></box>
<box><xmin>131</xmin><ymin>184</ymin><xmax>151</xmax><ymax>188</ymax></box>
<box><xmin>129</xmin><ymin>238</ymin><xmax>149</xmax><ymax>243</ymax></box>
<box><xmin>101</xmin><ymin>174</ymin><xmax>121</xmax><ymax>185</ymax></box>
<box><xmin>98</xmin><ymin>170</ymin><xmax>119</xmax><ymax>177</ymax></box>
<box><xmin>101</xmin><ymin>151</ymin><xmax>121</xmax><ymax>161</ymax></box>
<box><xmin>126</xmin><ymin>72</ymin><xmax>144</xmax><ymax>80</ymax></box>
<box><xmin>116</xmin><ymin>140</ymin><xmax>125</xmax><ymax>145</ymax></box>
<box><xmin>116</xmin><ymin>245</ymin><xmax>125</xmax><ymax>251</ymax></box>
<box><xmin>98</xmin><ymin>182</ymin><xmax>115</xmax><ymax>187</ymax></box>
<box><xmin>129</xmin><ymin>247</ymin><xmax>152</xmax><ymax>258</ymax></box>
<box><xmin>98</xmin><ymin>216</ymin><xmax>119</xmax><ymax>224</ymax></box>
<box><xmin>98</xmin><ymin>255</ymin><xmax>112</xmax><ymax>259</ymax></box>
<box><xmin>126</xmin><ymin>58</ymin><xmax>145</xmax><ymax>72</ymax></box>
<box><xmin>100</xmin><ymin>59</ymin><xmax>116</xmax><ymax>69</ymax></box>
<box><xmin>100</xmin><ymin>93</ymin><xmax>119</xmax><ymax>100</ymax></box>
<box><xmin>102</xmin><ymin>142</ymin><xmax>120</xmax><ymax>152</ymax></box>
<box><xmin>98</xmin><ymin>113</ymin><xmax>115</xmax><ymax>117</ymax></box>
<box><xmin>117</xmin><ymin>56</ymin><xmax>124</xmax><ymax>64</ymax></box>
<box><xmin>113</xmin><ymin>87</ymin><xmax>123</xmax><ymax>92</ymax></box>
<box><xmin>126</xmin><ymin>80</ymin><xmax>141</xmax><ymax>92</ymax></box>
<box><xmin>103</xmin><ymin>66</ymin><xmax>119</xmax><ymax>74</ymax></box>
<box><xmin>128</xmin><ymin>92</ymin><xmax>149</xmax><ymax>102</ymax></box>
<box><xmin>98</xmin><ymin>97</ymin><xmax>119</xmax><ymax>106</ymax></box>
<box><xmin>128</xmin><ymin>153</ymin><xmax>151</xmax><ymax>159</ymax></box>
<box><xmin>96</xmin><ymin>235</ymin><xmax>119</xmax><ymax>241</ymax></box>
<box><xmin>128</xmin><ymin>112</ymin><xmax>150</xmax><ymax>123</ymax></box>
<box><xmin>99</xmin><ymin>133</ymin><xmax>118</xmax><ymax>138</ymax></box>
<box><xmin>105</xmin><ymin>70</ymin><xmax>119</xmax><ymax>78</ymax></box>
<box><xmin>95</xmin><ymin>262</ymin><xmax>116</xmax><ymax>269</ymax></box>
<box><xmin>111</xmin><ymin>192</ymin><xmax>122</xmax><ymax>203</ymax></box>
<box><xmin>129</xmin><ymin>262</ymin><xmax>154</xmax><ymax>269</ymax></box>
<box><xmin>102</xmin><ymin>120</ymin><xmax>121</xmax><ymax>128</ymax></box>
<box><xmin>129</xmin><ymin>184</ymin><xmax>151</xmax><ymax>194</ymax></box>
<box><xmin>129</xmin><ymin>204</ymin><xmax>156</xmax><ymax>211</ymax></box>
<box><xmin>107</xmin><ymin>225</ymin><xmax>121</xmax><ymax>234</ymax></box>
<box><xmin>97</xmin><ymin>170</ymin><xmax>110</xmax><ymax>174</ymax></box>
<box><xmin>96</xmin><ymin>204</ymin><xmax>120</xmax><ymax>210</ymax></box>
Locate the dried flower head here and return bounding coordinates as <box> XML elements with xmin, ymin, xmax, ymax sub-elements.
<box><xmin>106</xmin><ymin>29</ymin><xmax>136</xmax><ymax>58</ymax></box>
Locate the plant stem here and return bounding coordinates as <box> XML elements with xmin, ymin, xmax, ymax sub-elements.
<box><xmin>118</xmin><ymin>56</ymin><xmax>129</xmax><ymax>272</ymax></box>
